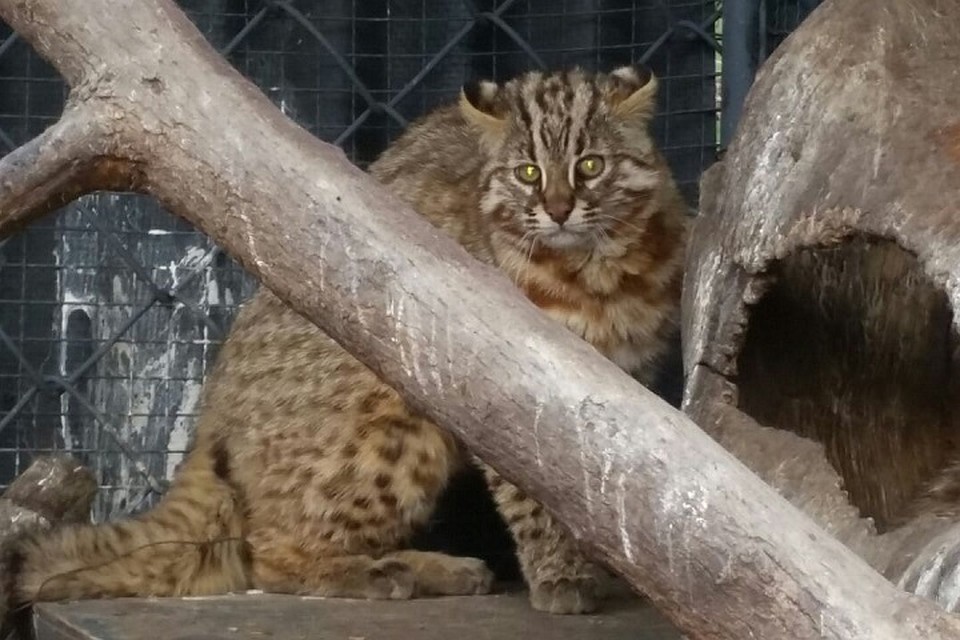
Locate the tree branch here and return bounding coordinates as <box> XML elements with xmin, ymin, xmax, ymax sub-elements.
<box><xmin>1</xmin><ymin>0</ymin><xmax>958</xmax><ymax>638</ymax></box>
<box><xmin>0</xmin><ymin>104</ymin><xmax>142</xmax><ymax>237</ymax></box>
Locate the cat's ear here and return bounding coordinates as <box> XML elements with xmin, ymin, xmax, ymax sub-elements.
<box><xmin>460</xmin><ymin>79</ymin><xmax>507</xmax><ymax>143</ymax></box>
<box><xmin>608</xmin><ymin>64</ymin><xmax>658</xmax><ymax>124</ymax></box>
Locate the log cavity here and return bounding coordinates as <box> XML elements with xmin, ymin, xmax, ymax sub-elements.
<box><xmin>736</xmin><ymin>236</ymin><xmax>959</xmax><ymax>532</ymax></box>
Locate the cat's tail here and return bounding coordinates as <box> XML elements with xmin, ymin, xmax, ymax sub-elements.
<box><xmin>2</xmin><ymin>439</ymin><xmax>250</xmax><ymax>616</ymax></box>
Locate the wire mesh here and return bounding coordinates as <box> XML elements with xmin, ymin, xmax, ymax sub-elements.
<box><xmin>763</xmin><ymin>0</ymin><xmax>821</xmax><ymax>56</ymax></box>
<box><xmin>0</xmin><ymin>1</ymin><xmax>814</xmax><ymax>529</ymax></box>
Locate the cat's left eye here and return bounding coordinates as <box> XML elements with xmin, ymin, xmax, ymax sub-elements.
<box><xmin>515</xmin><ymin>163</ymin><xmax>541</xmax><ymax>184</ymax></box>
<box><xmin>576</xmin><ymin>155</ymin><xmax>605</xmax><ymax>179</ymax></box>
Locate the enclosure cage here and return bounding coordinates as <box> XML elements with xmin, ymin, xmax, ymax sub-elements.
<box><xmin>0</xmin><ymin>0</ymin><xmax>820</xmax><ymax>575</ymax></box>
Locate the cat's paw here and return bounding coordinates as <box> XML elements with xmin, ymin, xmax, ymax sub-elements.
<box><xmin>529</xmin><ymin>577</ymin><xmax>599</xmax><ymax>614</ymax></box>
<box><xmin>438</xmin><ymin>556</ymin><xmax>496</xmax><ymax>595</ymax></box>
<box><xmin>366</xmin><ymin>559</ymin><xmax>417</xmax><ymax>600</ymax></box>
<box><xmin>406</xmin><ymin>554</ymin><xmax>495</xmax><ymax>596</ymax></box>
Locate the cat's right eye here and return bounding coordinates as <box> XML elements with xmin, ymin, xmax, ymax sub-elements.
<box><xmin>514</xmin><ymin>163</ymin><xmax>541</xmax><ymax>185</ymax></box>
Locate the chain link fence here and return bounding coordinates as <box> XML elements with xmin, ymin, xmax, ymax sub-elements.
<box><xmin>0</xmin><ymin>0</ymin><xmax>818</xmax><ymax>527</ymax></box>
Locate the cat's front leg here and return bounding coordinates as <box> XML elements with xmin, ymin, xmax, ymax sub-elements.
<box><xmin>479</xmin><ymin>461</ymin><xmax>600</xmax><ymax>614</ymax></box>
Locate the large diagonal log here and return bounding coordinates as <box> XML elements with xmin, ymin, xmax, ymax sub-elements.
<box><xmin>1</xmin><ymin>1</ymin><xmax>957</xmax><ymax>638</ymax></box>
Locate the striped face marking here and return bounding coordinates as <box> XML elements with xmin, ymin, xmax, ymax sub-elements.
<box><xmin>466</xmin><ymin>67</ymin><xmax>662</xmax><ymax>254</ymax></box>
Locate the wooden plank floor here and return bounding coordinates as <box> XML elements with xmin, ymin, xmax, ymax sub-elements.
<box><xmin>34</xmin><ymin>588</ymin><xmax>682</xmax><ymax>640</ymax></box>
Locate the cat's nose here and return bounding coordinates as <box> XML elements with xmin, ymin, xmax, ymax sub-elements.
<box><xmin>544</xmin><ymin>197</ymin><xmax>573</xmax><ymax>225</ymax></box>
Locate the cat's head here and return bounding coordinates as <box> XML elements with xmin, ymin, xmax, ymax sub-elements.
<box><xmin>459</xmin><ymin>65</ymin><xmax>669</xmax><ymax>254</ymax></box>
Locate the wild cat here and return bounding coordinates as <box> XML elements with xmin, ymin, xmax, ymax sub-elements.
<box><xmin>4</xmin><ymin>64</ymin><xmax>687</xmax><ymax>617</ymax></box>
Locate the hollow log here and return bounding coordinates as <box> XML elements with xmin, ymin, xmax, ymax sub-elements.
<box><xmin>684</xmin><ymin>0</ymin><xmax>960</xmax><ymax>616</ymax></box>
<box><xmin>1</xmin><ymin>1</ymin><xmax>958</xmax><ymax>638</ymax></box>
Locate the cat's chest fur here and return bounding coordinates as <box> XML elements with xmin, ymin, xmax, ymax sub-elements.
<box><xmin>513</xmin><ymin>250</ymin><xmax>678</xmax><ymax>379</ymax></box>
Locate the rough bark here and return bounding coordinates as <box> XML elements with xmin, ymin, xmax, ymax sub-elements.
<box><xmin>1</xmin><ymin>0</ymin><xmax>958</xmax><ymax>638</ymax></box>
<box><xmin>0</xmin><ymin>456</ymin><xmax>96</xmax><ymax>545</ymax></box>
<box><xmin>0</xmin><ymin>104</ymin><xmax>144</xmax><ymax>238</ymax></box>
<box><xmin>0</xmin><ymin>456</ymin><xmax>97</xmax><ymax>639</ymax></box>
<box><xmin>684</xmin><ymin>0</ymin><xmax>960</xmax><ymax>618</ymax></box>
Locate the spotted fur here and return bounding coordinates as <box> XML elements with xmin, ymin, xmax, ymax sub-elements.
<box><xmin>4</xmin><ymin>65</ymin><xmax>687</xmax><ymax>617</ymax></box>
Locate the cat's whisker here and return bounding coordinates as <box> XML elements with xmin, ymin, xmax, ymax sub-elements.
<box><xmin>593</xmin><ymin>226</ymin><xmax>612</xmax><ymax>245</ymax></box>
<box><xmin>595</xmin><ymin>213</ymin><xmax>647</xmax><ymax>235</ymax></box>
<box><xmin>507</xmin><ymin>231</ymin><xmax>538</xmax><ymax>284</ymax></box>
<box><xmin>519</xmin><ymin>234</ymin><xmax>539</xmax><ymax>284</ymax></box>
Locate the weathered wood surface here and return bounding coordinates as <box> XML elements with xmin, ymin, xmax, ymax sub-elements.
<box><xmin>0</xmin><ymin>456</ymin><xmax>96</xmax><ymax>639</ymax></box>
<box><xmin>33</xmin><ymin>590</ymin><xmax>680</xmax><ymax>640</ymax></box>
<box><xmin>684</xmin><ymin>0</ymin><xmax>960</xmax><ymax>616</ymax></box>
<box><xmin>1</xmin><ymin>0</ymin><xmax>959</xmax><ymax>638</ymax></box>
<box><xmin>0</xmin><ymin>455</ymin><xmax>95</xmax><ymax>541</ymax></box>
